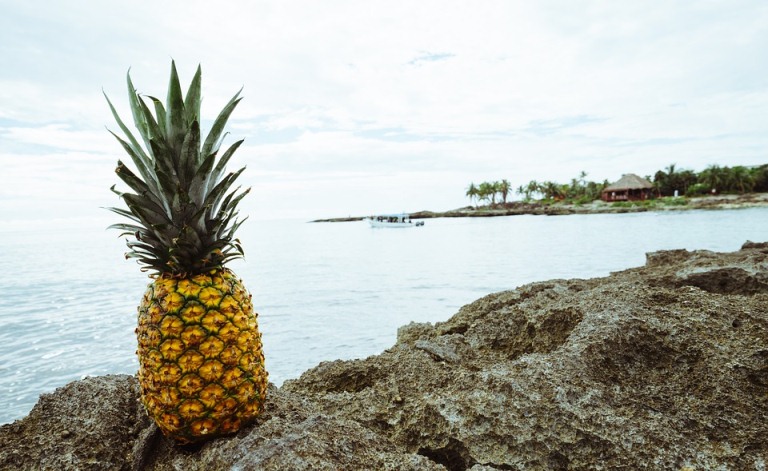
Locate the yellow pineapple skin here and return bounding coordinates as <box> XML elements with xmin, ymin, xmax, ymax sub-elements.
<box><xmin>136</xmin><ymin>268</ymin><xmax>268</xmax><ymax>443</ymax></box>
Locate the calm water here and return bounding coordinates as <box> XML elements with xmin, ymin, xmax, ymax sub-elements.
<box><xmin>1</xmin><ymin>208</ymin><xmax>766</xmax><ymax>424</ymax></box>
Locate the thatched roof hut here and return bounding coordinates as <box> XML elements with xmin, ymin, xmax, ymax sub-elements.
<box><xmin>602</xmin><ymin>174</ymin><xmax>654</xmax><ymax>202</ymax></box>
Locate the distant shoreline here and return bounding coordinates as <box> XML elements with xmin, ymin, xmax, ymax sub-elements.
<box><xmin>310</xmin><ymin>193</ymin><xmax>768</xmax><ymax>223</ymax></box>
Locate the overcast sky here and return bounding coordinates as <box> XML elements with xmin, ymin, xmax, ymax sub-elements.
<box><xmin>1</xmin><ymin>0</ymin><xmax>767</xmax><ymax>224</ymax></box>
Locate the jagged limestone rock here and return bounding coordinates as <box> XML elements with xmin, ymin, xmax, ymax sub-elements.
<box><xmin>2</xmin><ymin>243</ymin><xmax>767</xmax><ymax>470</ymax></box>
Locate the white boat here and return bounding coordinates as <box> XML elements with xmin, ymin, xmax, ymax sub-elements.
<box><xmin>365</xmin><ymin>213</ymin><xmax>425</xmax><ymax>228</ymax></box>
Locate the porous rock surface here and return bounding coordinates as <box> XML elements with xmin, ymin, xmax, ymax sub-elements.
<box><xmin>2</xmin><ymin>242</ymin><xmax>767</xmax><ymax>470</ymax></box>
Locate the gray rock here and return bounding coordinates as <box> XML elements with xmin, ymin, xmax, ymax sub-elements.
<box><xmin>0</xmin><ymin>375</ymin><xmax>151</xmax><ymax>471</ymax></box>
<box><xmin>3</xmin><ymin>243</ymin><xmax>768</xmax><ymax>470</ymax></box>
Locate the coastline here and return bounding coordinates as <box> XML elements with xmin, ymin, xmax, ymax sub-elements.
<box><xmin>311</xmin><ymin>192</ymin><xmax>768</xmax><ymax>223</ymax></box>
<box><xmin>3</xmin><ymin>242</ymin><xmax>767</xmax><ymax>469</ymax></box>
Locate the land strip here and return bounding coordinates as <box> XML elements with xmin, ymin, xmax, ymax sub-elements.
<box><xmin>311</xmin><ymin>192</ymin><xmax>768</xmax><ymax>222</ymax></box>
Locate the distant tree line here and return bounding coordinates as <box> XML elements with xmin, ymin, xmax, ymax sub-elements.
<box><xmin>466</xmin><ymin>164</ymin><xmax>768</xmax><ymax>206</ymax></box>
<box><xmin>465</xmin><ymin>179</ymin><xmax>512</xmax><ymax>205</ymax></box>
<box><xmin>516</xmin><ymin>171</ymin><xmax>608</xmax><ymax>203</ymax></box>
<box><xmin>654</xmin><ymin>163</ymin><xmax>768</xmax><ymax>196</ymax></box>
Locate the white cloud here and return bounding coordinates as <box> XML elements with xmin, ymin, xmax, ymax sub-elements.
<box><xmin>1</xmin><ymin>0</ymin><xmax>767</xmax><ymax>222</ymax></box>
<box><xmin>3</xmin><ymin>124</ymin><xmax>116</xmax><ymax>154</ymax></box>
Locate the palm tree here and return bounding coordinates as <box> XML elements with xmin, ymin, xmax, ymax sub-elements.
<box><xmin>698</xmin><ymin>165</ymin><xmax>725</xmax><ymax>194</ymax></box>
<box><xmin>526</xmin><ymin>180</ymin><xmax>541</xmax><ymax>200</ymax></box>
<box><xmin>751</xmin><ymin>165</ymin><xmax>768</xmax><ymax>192</ymax></box>
<box><xmin>538</xmin><ymin>181</ymin><xmax>561</xmax><ymax>200</ymax></box>
<box><xmin>478</xmin><ymin>181</ymin><xmax>496</xmax><ymax>205</ymax></box>
<box><xmin>666</xmin><ymin>163</ymin><xmax>677</xmax><ymax>176</ymax></box>
<box><xmin>655</xmin><ymin>163</ymin><xmax>697</xmax><ymax>196</ymax></box>
<box><xmin>491</xmin><ymin>181</ymin><xmax>502</xmax><ymax>205</ymax></box>
<box><xmin>584</xmin><ymin>180</ymin><xmax>606</xmax><ymax>201</ymax></box>
<box><xmin>516</xmin><ymin>184</ymin><xmax>526</xmax><ymax>201</ymax></box>
<box><xmin>652</xmin><ymin>163</ymin><xmax>676</xmax><ymax>196</ymax></box>
<box><xmin>730</xmin><ymin>166</ymin><xmax>755</xmax><ymax>194</ymax></box>
<box><xmin>498</xmin><ymin>179</ymin><xmax>512</xmax><ymax>204</ymax></box>
<box><xmin>465</xmin><ymin>183</ymin><xmax>479</xmax><ymax>206</ymax></box>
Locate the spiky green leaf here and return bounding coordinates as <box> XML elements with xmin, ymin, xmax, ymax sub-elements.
<box><xmin>166</xmin><ymin>61</ymin><xmax>186</xmax><ymax>157</ymax></box>
<box><xmin>126</xmin><ymin>71</ymin><xmax>153</xmax><ymax>156</ymax></box>
<box><xmin>179</xmin><ymin>121</ymin><xmax>201</xmax><ymax>189</ymax></box>
<box><xmin>184</xmin><ymin>65</ymin><xmax>202</xmax><ymax>132</ymax></box>
<box><xmin>146</xmin><ymin>96</ymin><xmax>167</xmax><ymax>140</ymax></box>
<box><xmin>209</xmin><ymin>139</ymin><xmax>244</xmax><ymax>191</ymax></box>
<box><xmin>104</xmin><ymin>91</ymin><xmax>153</xmax><ymax>172</ymax></box>
<box><xmin>201</xmin><ymin>90</ymin><xmax>242</xmax><ymax>159</ymax></box>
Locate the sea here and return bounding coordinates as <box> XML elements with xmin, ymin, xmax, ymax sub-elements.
<box><xmin>1</xmin><ymin>207</ymin><xmax>767</xmax><ymax>424</ymax></box>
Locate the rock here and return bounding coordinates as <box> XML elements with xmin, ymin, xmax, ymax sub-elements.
<box><xmin>741</xmin><ymin>240</ymin><xmax>768</xmax><ymax>250</ymax></box>
<box><xmin>2</xmin><ymin>243</ymin><xmax>768</xmax><ymax>470</ymax></box>
<box><xmin>644</xmin><ymin>248</ymin><xmax>697</xmax><ymax>267</ymax></box>
<box><xmin>0</xmin><ymin>375</ymin><xmax>152</xmax><ymax>471</ymax></box>
<box><xmin>138</xmin><ymin>386</ymin><xmax>441</xmax><ymax>471</ymax></box>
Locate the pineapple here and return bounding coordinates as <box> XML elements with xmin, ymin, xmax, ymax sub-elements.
<box><xmin>105</xmin><ymin>62</ymin><xmax>268</xmax><ymax>443</ymax></box>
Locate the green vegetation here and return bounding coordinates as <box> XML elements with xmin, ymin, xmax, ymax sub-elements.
<box><xmin>467</xmin><ymin>164</ymin><xmax>768</xmax><ymax>206</ymax></box>
<box><xmin>653</xmin><ymin>163</ymin><xmax>768</xmax><ymax>196</ymax></box>
<box><xmin>465</xmin><ymin>179</ymin><xmax>512</xmax><ymax>206</ymax></box>
<box><xmin>516</xmin><ymin>171</ymin><xmax>608</xmax><ymax>203</ymax></box>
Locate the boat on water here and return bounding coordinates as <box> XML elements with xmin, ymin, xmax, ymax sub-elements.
<box><xmin>365</xmin><ymin>213</ymin><xmax>425</xmax><ymax>228</ymax></box>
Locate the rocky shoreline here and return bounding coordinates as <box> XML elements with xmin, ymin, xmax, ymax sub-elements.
<box><xmin>312</xmin><ymin>192</ymin><xmax>768</xmax><ymax>222</ymax></box>
<box><xmin>2</xmin><ymin>242</ymin><xmax>768</xmax><ymax>470</ymax></box>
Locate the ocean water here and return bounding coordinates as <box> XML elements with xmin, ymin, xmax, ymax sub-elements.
<box><xmin>1</xmin><ymin>207</ymin><xmax>767</xmax><ymax>424</ymax></box>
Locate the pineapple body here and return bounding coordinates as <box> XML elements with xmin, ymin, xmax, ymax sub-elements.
<box><xmin>137</xmin><ymin>268</ymin><xmax>268</xmax><ymax>443</ymax></box>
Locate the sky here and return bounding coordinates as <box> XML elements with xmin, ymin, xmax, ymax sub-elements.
<box><xmin>1</xmin><ymin>0</ymin><xmax>767</xmax><ymax>224</ymax></box>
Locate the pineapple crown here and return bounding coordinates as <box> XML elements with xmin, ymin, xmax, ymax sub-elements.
<box><xmin>105</xmin><ymin>61</ymin><xmax>249</xmax><ymax>276</ymax></box>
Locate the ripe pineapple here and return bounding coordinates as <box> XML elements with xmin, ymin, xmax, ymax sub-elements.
<box><xmin>105</xmin><ymin>62</ymin><xmax>268</xmax><ymax>443</ymax></box>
